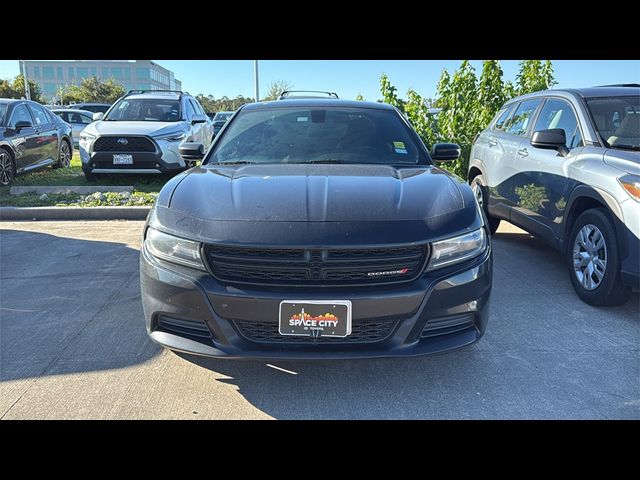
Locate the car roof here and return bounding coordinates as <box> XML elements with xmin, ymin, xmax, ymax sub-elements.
<box><xmin>0</xmin><ymin>98</ymin><xmax>23</xmax><ymax>105</ymax></box>
<box><xmin>505</xmin><ymin>86</ymin><xmax>640</xmax><ymax>104</ymax></box>
<box><xmin>242</xmin><ymin>98</ymin><xmax>397</xmax><ymax>111</ymax></box>
<box><xmin>124</xmin><ymin>93</ymin><xmax>181</xmax><ymax>101</ymax></box>
<box><xmin>52</xmin><ymin>108</ymin><xmax>93</xmax><ymax>115</ymax></box>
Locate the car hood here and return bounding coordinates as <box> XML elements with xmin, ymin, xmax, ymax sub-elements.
<box><xmin>603</xmin><ymin>148</ymin><xmax>640</xmax><ymax>175</ymax></box>
<box><xmin>84</xmin><ymin>120</ymin><xmax>187</xmax><ymax>137</ymax></box>
<box><xmin>166</xmin><ymin>164</ymin><xmax>468</xmax><ymax>222</ymax></box>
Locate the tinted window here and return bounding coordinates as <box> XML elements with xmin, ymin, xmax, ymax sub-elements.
<box><xmin>505</xmin><ymin>99</ymin><xmax>542</xmax><ymax>136</ymax></box>
<box><xmin>104</xmin><ymin>99</ymin><xmax>181</xmax><ymax>122</ymax></box>
<box><xmin>493</xmin><ymin>105</ymin><xmax>515</xmax><ymax>131</ymax></box>
<box><xmin>80</xmin><ymin>113</ymin><xmax>93</xmax><ymax>124</ymax></box>
<box><xmin>29</xmin><ymin>104</ymin><xmax>51</xmax><ymax>126</ymax></box>
<box><xmin>55</xmin><ymin>111</ymin><xmax>69</xmax><ymax>123</ymax></box>
<box><xmin>9</xmin><ymin>104</ymin><xmax>32</xmax><ymax>128</ymax></box>
<box><xmin>69</xmin><ymin>112</ymin><xmax>92</xmax><ymax>124</ymax></box>
<box><xmin>211</xmin><ymin>107</ymin><xmax>424</xmax><ymax>165</ymax></box>
<box><xmin>534</xmin><ymin>99</ymin><xmax>583</xmax><ymax>149</ymax></box>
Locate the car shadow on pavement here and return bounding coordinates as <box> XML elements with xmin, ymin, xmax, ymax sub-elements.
<box><xmin>0</xmin><ymin>229</ymin><xmax>161</xmax><ymax>383</ymax></box>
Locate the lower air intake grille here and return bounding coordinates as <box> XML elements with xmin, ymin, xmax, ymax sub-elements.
<box><xmin>420</xmin><ymin>314</ymin><xmax>475</xmax><ymax>338</ymax></box>
<box><xmin>234</xmin><ymin>319</ymin><xmax>398</xmax><ymax>344</ymax></box>
<box><xmin>156</xmin><ymin>315</ymin><xmax>212</xmax><ymax>339</ymax></box>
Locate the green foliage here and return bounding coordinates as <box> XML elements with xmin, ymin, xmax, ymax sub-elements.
<box><xmin>515</xmin><ymin>60</ymin><xmax>556</xmax><ymax>95</ymax></box>
<box><xmin>515</xmin><ymin>184</ymin><xmax>548</xmax><ymax>213</ymax></box>
<box><xmin>404</xmin><ymin>89</ymin><xmax>437</xmax><ymax>148</ymax></box>
<box><xmin>0</xmin><ymin>75</ymin><xmax>43</xmax><ymax>103</ymax></box>
<box><xmin>355</xmin><ymin>93</ymin><xmax>365</xmax><ymax>101</ymax></box>
<box><xmin>196</xmin><ymin>94</ymin><xmax>253</xmax><ymax>113</ymax></box>
<box><xmin>475</xmin><ymin>60</ymin><xmax>508</xmax><ymax>129</ymax></box>
<box><xmin>262</xmin><ymin>79</ymin><xmax>294</xmax><ymax>101</ymax></box>
<box><xmin>380</xmin><ymin>74</ymin><xmax>405</xmax><ymax>111</ymax></box>
<box><xmin>60</xmin><ymin>76</ymin><xmax>125</xmax><ymax>104</ymax></box>
<box><xmin>0</xmin><ymin>190</ymin><xmax>157</xmax><ymax>207</ymax></box>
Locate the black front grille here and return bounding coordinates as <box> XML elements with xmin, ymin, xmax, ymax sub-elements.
<box><xmin>420</xmin><ymin>314</ymin><xmax>475</xmax><ymax>338</ymax></box>
<box><xmin>234</xmin><ymin>320</ymin><xmax>398</xmax><ymax>344</ymax></box>
<box><xmin>93</xmin><ymin>136</ymin><xmax>156</xmax><ymax>152</ymax></box>
<box><xmin>204</xmin><ymin>244</ymin><xmax>429</xmax><ymax>286</ymax></box>
<box><xmin>156</xmin><ymin>315</ymin><xmax>212</xmax><ymax>339</ymax></box>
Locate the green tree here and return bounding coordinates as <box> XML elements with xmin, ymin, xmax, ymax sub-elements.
<box><xmin>355</xmin><ymin>93</ymin><xmax>365</xmax><ymax>101</ymax></box>
<box><xmin>475</xmin><ymin>60</ymin><xmax>508</xmax><ymax>129</ymax></box>
<box><xmin>262</xmin><ymin>79</ymin><xmax>293</xmax><ymax>101</ymax></box>
<box><xmin>404</xmin><ymin>88</ymin><xmax>437</xmax><ymax>148</ymax></box>
<box><xmin>0</xmin><ymin>75</ymin><xmax>43</xmax><ymax>103</ymax></box>
<box><xmin>60</xmin><ymin>76</ymin><xmax>125</xmax><ymax>104</ymax></box>
<box><xmin>379</xmin><ymin>73</ymin><xmax>405</xmax><ymax>111</ymax></box>
<box><xmin>195</xmin><ymin>94</ymin><xmax>253</xmax><ymax>113</ymax></box>
<box><xmin>515</xmin><ymin>60</ymin><xmax>556</xmax><ymax>95</ymax></box>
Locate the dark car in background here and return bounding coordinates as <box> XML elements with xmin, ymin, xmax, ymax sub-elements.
<box><xmin>140</xmin><ymin>98</ymin><xmax>493</xmax><ymax>359</ymax></box>
<box><xmin>212</xmin><ymin>111</ymin><xmax>233</xmax><ymax>136</ymax></box>
<box><xmin>67</xmin><ymin>102</ymin><xmax>111</xmax><ymax>114</ymax></box>
<box><xmin>0</xmin><ymin>99</ymin><xmax>73</xmax><ymax>186</ymax></box>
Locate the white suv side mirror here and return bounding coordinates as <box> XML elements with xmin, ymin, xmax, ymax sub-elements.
<box><xmin>93</xmin><ymin>112</ymin><xmax>104</xmax><ymax>121</ymax></box>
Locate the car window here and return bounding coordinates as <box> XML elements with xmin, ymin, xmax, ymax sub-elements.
<box><xmin>0</xmin><ymin>104</ymin><xmax>7</xmax><ymax>125</ymax></box>
<box><xmin>533</xmin><ymin>99</ymin><xmax>583</xmax><ymax>149</ymax></box>
<box><xmin>585</xmin><ymin>96</ymin><xmax>640</xmax><ymax>149</ymax></box>
<box><xmin>55</xmin><ymin>112</ymin><xmax>69</xmax><ymax>123</ymax></box>
<box><xmin>80</xmin><ymin>113</ymin><xmax>93</xmax><ymax>124</ymax></box>
<box><xmin>191</xmin><ymin>99</ymin><xmax>206</xmax><ymax>116</ymax></box>
<box><xmin>184</xmin><ymin>100</ymin><xmax>196</xmax><ymax>120</ymax></box>
<box><xmin>504</xmin><ymin>99</ymin><xmax>542</xmax><ymax>136</ymax></box>
<box><xmin>104</xmin><ymin>99</ymin><xmax>181</xmax><ymax>122</ymax></box>
<box><xmin>493</xmin><ymin>105</ymin><xmax>515</xmax><ymax>131</ymax></box>
<box><xmin>9</xmin><ymin>104</ymin><xmax>32</xmax><ymax>128</ymax></box>
<box><xmin>29</xmin><ymin>104</ymin><xmax>51</xmax><ymax>126</ymax></box>
<box><xmin>210</xmin><ymin>107</ymin><xmax>425</xmax><ymax>165</ymax></box>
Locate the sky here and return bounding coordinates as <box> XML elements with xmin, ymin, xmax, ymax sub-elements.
<box><xmin>0</xmin><ymin>60</ymin><xmax>638</xmax><ymax>101</ymax></box>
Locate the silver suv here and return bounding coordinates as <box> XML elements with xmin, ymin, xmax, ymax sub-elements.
<box><xmin>469</xmin><ymin>86</ymin><xmax>639</xmax><ymax>306</ymax></box>
<box><xmin>79</xmin><ymin>90</ymin><xmax>213</xmax><ymax>180</ymax></box>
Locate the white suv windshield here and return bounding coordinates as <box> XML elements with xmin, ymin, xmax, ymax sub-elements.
<box><xmin>104</xmin><ymin>98</ymin><xmax>181</xmax><ymax>122</ymax></box>
<box><xmin>0</xmin><ymin>104</ymin><xmax>7</xmax><ymax>125</ymax></box>
<box><xmin>210</xmin><ymin>107</ymin><xmax>424</xmax><ymax>165</ymax></box>
<box><xmin>586</xmin><ymin>96</ymin><xmax>640</xmax><ymax>151</ymax></box>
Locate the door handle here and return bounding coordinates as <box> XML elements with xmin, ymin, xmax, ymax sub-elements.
<box><xmin>488</xmin><ymin>140</ymin><xmax>498</xmax><ymax>147</ymax></box>
<box><xmin>517</xmin><ymin>148</ymin><xmax>529</xmax><ymax>157</ymax></box>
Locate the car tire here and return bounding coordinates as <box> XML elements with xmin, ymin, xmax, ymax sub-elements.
<box><xmin>53</xmin><ymin>139</ymin><xmax>72</xmax><ymax>169</ymax></box>
<box><xmin>470</xmin><ymin>174</ymin><xmax>500</xmax><ymax>234</ymax></box>
<box><xmin>0</xmin><ymin>148</ymin><xmax>15</xmax><ymax>186</ymax></box>
<box><xmin>567</xmin><ymin>208</ymin><xmax>631</xmax><ymax>306</ymax></box>
<box><xmin>84</xmin><ymin>171</ymin><xmax>97</xmax><ymax>182</ymax></box>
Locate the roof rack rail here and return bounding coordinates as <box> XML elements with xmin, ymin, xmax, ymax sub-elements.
<box><xmin>278</xmin><ymin>90</ymin><xmax>339</xmax><ymax>100</ymax></box>
<box><xmin>125</xmin><ymin>89</ymin><xmax>190</xmax><ymax>96</ymax></box>
<box><xmin>594</xmin><ymin>83</ymin><xmax>640</xmax><ymax>88</ymax></box>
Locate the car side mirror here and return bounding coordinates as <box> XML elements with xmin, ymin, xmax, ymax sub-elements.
<box><xmin>14</xmin><ymin>120</ymin><xmax>33</xmax><ymax>131</ymax></box>
<box><xmin>179</xmin><ymin>142</ymin><xmax>205</xmax><ymax>160</ymax></box>
<box><xmin>531</xmin><ymin>129</ymin><xmax>569</xmax><ymax>156</ymax></box>
<box><xmin>191</xmin><ymin>114</ymin><xmax>207</xmax><ymax>125</ymax></box>
<box><xmin>431</xmin><ymin>143</ymin><xmax>461</xmax><ymax>162</ymax></box>
<box><xmin>93</xmin><ymin>112</ymin><xmax>104</xmax><ymax>121</ymax></box>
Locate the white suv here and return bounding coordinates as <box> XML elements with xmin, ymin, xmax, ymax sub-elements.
<box><xmin>468</xmin><ymin>86</ymin><xmax>639</xmax><ymax>306</ymax></box>
<box><xmin>79</xmin><ymin>90</ymin><xmax>213</xmax><ymax>180</ymax></box>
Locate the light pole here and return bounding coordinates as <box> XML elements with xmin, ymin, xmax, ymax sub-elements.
<box><xmin>20</xmin><ymin>60</ymin><xmax>31</xmax><ymax>101</ymax></box>
<box><xmin>253</xmin><ymin>60</ymin><xmax>259</xmax><ymax>103</ymax></box>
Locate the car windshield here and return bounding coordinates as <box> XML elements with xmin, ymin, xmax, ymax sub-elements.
<box><xmin>104</xmin><ymin>98</ymin><xmax>181</xmax><ymax>122</ymax></box>
<box><xmin>0</xmin><ymin>104</ymin><xmax>7</xmax><ymax>125</ymax></box>
<box><xmin>585</xmin><ymin>96</ymin><xmax>640</xmax><ymax>150</ymax></box>
<box><xmin>209</xmin><ymin>107</ymin><xmax>424</xmax><ymax>165</ymax></box>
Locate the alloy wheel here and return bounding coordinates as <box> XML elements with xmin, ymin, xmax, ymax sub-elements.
<box><xmin>0</xmin><ymin>151</ymin><xmax>14</xmax><ymax>186</ymax></box>
<box><xmin>572</xmin><ymin>224</ymin><xmax>607</xmax><ymax>291</ymax></box>
<box><xmin>472</xmin><ymin>182</ymin><xmax>484</xmax><ymax>208</ymax></box>
<box><xmin>59</xmin><ymin>141</ymin><xmax>71</xmax><ymax>167</ymax></box>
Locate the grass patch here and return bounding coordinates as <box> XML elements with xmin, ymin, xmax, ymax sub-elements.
<box><xmin>1</xmin><ymin>150</ymin><xmax>175</xmax><ymax>206</ymax></box>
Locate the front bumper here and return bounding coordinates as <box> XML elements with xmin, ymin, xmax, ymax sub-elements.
<box><xmin>140</xmin><ymin>240</ymin><xmax>493</xmax><ymax>359</ymax></box>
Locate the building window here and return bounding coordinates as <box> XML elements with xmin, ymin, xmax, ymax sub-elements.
<box><xmin>136</xmin><ymin>67</ymin><xmax>149</xmax><ymax>79</ymax></box>
<box><xmin>137</xmin><ymin>83</ymin><xmax>150</xmax><ymax>90</ymax></box>
<box><xmin>68</xmin><ymin>67</ymin><xmax>75</xmax><ymax>78</ymax></box>
<box><xmin>90</xmin><ymin>67</ymin><xmax>97</xmax><ymax>77</ymax></box>
<box><xmin>111</xmin><ymin>67</ymin><xmax>122</xmax><ymax>80</ymax></box>
<box><xmin>43</xmin><ymin>67</ymin><xmax>54</xmax><ymax>80</ymax></box>
<box><xmin>33</xmin><ymin>66</ymin><xmax>40</xmax><ymax>78</ymax></box>
<box><xmin>43</xmin><ymin>83</ymin><xmax>57</xmax><ymax>96</ymax></box>
<box><xmin>77</xmin><ymin>67</ymin><xmax>89</xmax><ymax>78</ymax></box>
<box><xmin>56</xmin><ymin>67</ymin><xmax>63</xmax><ymax>79</ymax></box>
<box><xmin>124</xmin><ymin>68</ymin><xmax>130</xmax><ymax>80</ymax></box>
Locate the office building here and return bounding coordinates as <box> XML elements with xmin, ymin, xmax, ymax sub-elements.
<box><xmin>22</xmin><ymin>60</ymin><xmax>182</xmax><ymax>101</ymax></box>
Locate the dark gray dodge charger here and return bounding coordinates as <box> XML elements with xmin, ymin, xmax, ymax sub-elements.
<box><xmin>140</xmin><ymin>98</ymin><xmax>493</xmax><ymax>359</ymax></box>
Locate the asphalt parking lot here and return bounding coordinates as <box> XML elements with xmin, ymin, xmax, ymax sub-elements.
<box><xmin>0</xmin><ymin>220</ymin><xmax>638</xmax><ymax>419</ymax></box>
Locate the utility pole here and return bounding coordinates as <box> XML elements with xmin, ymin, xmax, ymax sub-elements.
<box><xmin>20</xmin><ymin>60</ymin><xmax>31</xmax><ymax>101</ymax></box>
<box><xmin>253</xmin><ymin>60</ymin><xmax>259</xmax><ymax>103</ymax></box>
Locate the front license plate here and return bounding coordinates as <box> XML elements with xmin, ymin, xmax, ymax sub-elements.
<box><xmin>113</xmin><ymin>154</ymin><xmax>133</xmax><ymax>165</ymax></box>
<box><xmin>279</xmin><ymin>300</ymin><xmax>352</xmax><ymax>338</ymax></box>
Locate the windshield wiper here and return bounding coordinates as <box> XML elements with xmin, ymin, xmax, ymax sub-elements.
<box><xmin>610</xmin><ymin>144</ymin><xmax>640</xmax><ymax>151</ymax></box>
<box><xmin>300</xmin><ymin>159</ymin><xmax>346</xmax><ymax>164</ymax></box>
<box><xmin>217</xmin><ymin>161</ymin><xmax>256</xmax><ymax>165</ymax></box>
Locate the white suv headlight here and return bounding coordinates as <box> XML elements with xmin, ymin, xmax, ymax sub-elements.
<box><xmin>153</xmin><ymin>131</ymin><xmax>188</xmax><ymax>142</ymax></box>
<box><xmin>427</xmin><ymin>228</ymin><xmax>488</xmax><ymax>271</ymax></box>
<box><xmin>80</xmin><ymin>132</ymin><xmax>96</xmax><ymax>141</ymax></box>
<box><xmin>144</xmin><ymin>227</ymin><xmax>206</xmax><ymax>270</ymax></box>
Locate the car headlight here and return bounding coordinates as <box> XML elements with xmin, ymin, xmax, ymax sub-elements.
<box><xmin>618</xmin><ymin>174</ymin><xmax>640</xmax><ymax>202</ymax></box>
<box><xmin>144</xmin><ymin>227</ymin><xmax>206</xmax><ymax>270</ymax></box>
<box><xmin>80</xmin><ymin>132</ymin><xmax>96</xmax><ymax>141</ymax></box>
<box><xmin>427</xmin><ymin>228</ymin><xmax>488</xmax><ymax>271</ymax></box>
<box><xmin>153</xmin><ymin>131</ymin><xmax>188</xmax><ymax>142</ymax></box>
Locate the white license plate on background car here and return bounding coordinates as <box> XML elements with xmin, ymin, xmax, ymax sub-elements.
<box><xmin>113</xmin><ymin>154</ymin><xmax>133</xmax><ymax>165</ymax></box>
<box><xmin>279</xmin><ymin>300</ymin><xmax>352</xmax><ymax>338</ymax></box>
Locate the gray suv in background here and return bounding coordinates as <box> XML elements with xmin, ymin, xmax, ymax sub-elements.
<box><xmin>468</xmin><ymin>86</ymin><xmax>639</xmax><ymax>306</ymax></box>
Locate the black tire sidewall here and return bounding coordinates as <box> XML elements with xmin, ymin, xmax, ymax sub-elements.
<box><xmin>567</xmin><ymin>208</ymin><xmax>625</xmax><ymax>305</ymax></box>
<box><xmin>0</xmin><ymin>148</ymin><xmax>15</xmax><ymax>186</ymax></box>
<box><xmin>470</xmin><ymin>175</ymin><xmax>500</xmax><ymax>234</ymax></box>
<box><xmin>58</xmin><ymin>140</ymin><xmax>71</xmax><ymax>168</ymax></box>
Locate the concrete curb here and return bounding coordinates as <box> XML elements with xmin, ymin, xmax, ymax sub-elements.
<box><xmin>10</xmin><ymin>185</ymin><xmax>134</xmax><ymax>195</ymax></box>
<box><xmin>0</xmin><ymin>206</ymin><xmax>151</xmax><ymax>221</ymax></box>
